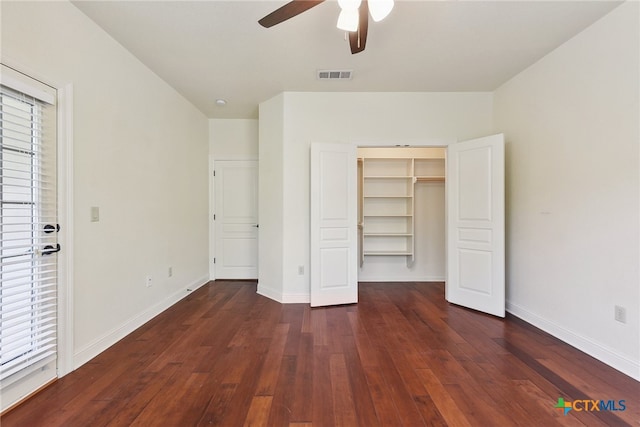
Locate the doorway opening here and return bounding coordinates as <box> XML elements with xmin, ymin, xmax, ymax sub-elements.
<box><xmin>310</xmin><ymin>135</ymin><xmax>504</xmax><ymax>316</ymax></box>
<box><xmin>357</xmin><ymin>146</ymin><xmax>446</xmax><ymax>283</ymax></box>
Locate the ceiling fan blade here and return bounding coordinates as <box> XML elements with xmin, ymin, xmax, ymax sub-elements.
<box><xmin>259</xmin><ymin>0</ymin><xmax>325</xmax><ymax>28</ymax></box>
<box><xmin>349</xmin><ymin>0</ymin><xmax>369</xmax><ymax>54</ymax></box>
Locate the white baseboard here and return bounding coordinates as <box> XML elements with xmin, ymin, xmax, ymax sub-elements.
<box><xmin>256</xmin><ymin>283</ymin><xmax>280</xmax><ymax>302</ymax></box>
<box><xmin>281</xmin><ymin>293</ymin><xmax>310</xmax><ymax>304</ymax></box>
<box><xmin>357</xmin><ymin>276</ymin><xmax>446</xmax><ymax>283</ymax></box>
<box><xmin>257</xmin><ymin>280</ymin><xmax>446</xmax><ymax>304</ymax></box>
<box><xmin>506</xmin><ymin>300</ymin><xmax>640</xmax><ymax>381</ymax></box>
<box><xmin>257</xmin><ymin>284</ymin><xmax>310</xmax><ymax>304</ymax></box>
<box><xmin>73</xmin><ymin>275</ymin><xmax>209</xmax><ymax>370</ymax></box>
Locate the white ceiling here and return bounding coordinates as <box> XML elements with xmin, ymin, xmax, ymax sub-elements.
<box><xmin>72</xmin><ymin>0</ymin><xmax>621</xmax><ymax>119</ymax></box>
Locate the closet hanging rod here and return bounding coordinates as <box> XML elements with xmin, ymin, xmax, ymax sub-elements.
<box><xmin>415</xmin><ymin>176</ymin><xmax>445</xmax><ymax>183</ymax></box>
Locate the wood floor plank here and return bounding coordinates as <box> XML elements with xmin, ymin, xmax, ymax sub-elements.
<box><xmin>413</xmin><ymin>394</ymin><xmax>449</xmax><ymax>427</ymax></box>
<box><xmin>2</xmin><ymin>281</ymin><xmax>636</xmax><ymax>427</ymax></box>
<box><xmin>329</xmin><ymin>353</ymin><xmax>358</xmax><ymax>427</ymax></box>
<box><xmin>289</xmin><ymin>333</ymin><xmax>314</xmax><ymax>422</ymax></box>
<box><xmin>198</xmin><ymin>383</ymin><xmax>238</xmax><ymax>426</ymax></box>
<box><xmin>39</xmin><ymin>355</ymin><xmax>152</xmax><ymax>425</ymax></box>
<box><xmin>310</xmin><ymin>308</ymin><xmax>328</xmax><ymax>347</ymax></box>
<box><xmin>536</xmin><ymin>357</ymin><xmax>637</xmax><ymax>426</ymax></box>
<box><xmin>347</xmin><ymin>305</ymin><xmax>404</xmax><ymax>424</ymax></box>
<box><xmin>360</xmin><ymin>366</ymin><xmax>403</xmax><ymax>426</ymax></box>
<box><xmin>215</xmin><ymin>349</ymin><xmax>267</xmax><ymax>425</ymax></box>
<box><xmin>243</xmin><ymin>396</ymin><xmax>273</xmax><ymax>427</ymax></box>
<box><xmin>414</xmin><ymin>368</ymin><xmax>471</xmax><ymax>427</ymax></box>
<box><xmin>366</xmin><ymin>345</ymin><xmax>428</xmax><ymax>426</ymax></box>
<box><xmin>510</xmin><ymin>379</ymin><xmax>586</xmax><ymax>427</ymax></box>
<box><xmin>443</xmin><ymin>382</ymin><xmax>515</xmax><ymax>427</ymax></box>
<box><xmin>255</xmin><ymin>323</ymin><xmax>290</xmax><ymax>396</ymax></box>
<box><xmin>310</xmin><ymin>344</ymin><xmax>334</xmax><ymax>427</ymax></box>
<box><xmin>340</xmin><ymin>333</ymin><xmax>380</xmax><ymax>427</ymax></box>
<box><xmin>266</xmin><ymin>354</ymin><xmax>298</xmax><ymax>426</ymax></box>
<box><xmin>102</xmin><ymin>363</ymin><xmax>184</xmax><ymax>426</ymax></box>
<box><xmin>300</xmin><ymin>305</ymin><xmax>313</xmax><ymax>333</ymax></box>
<box><xmin>128</xmin><ymin>370</ymin><xmax>210</xmax><ymax>426</ymax></box>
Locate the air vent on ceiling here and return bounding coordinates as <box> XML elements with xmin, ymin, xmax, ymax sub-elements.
<box><xmin>317</xmin><ymin>70</ymin><xmax>353</xmax><ymax>80</ymax></box>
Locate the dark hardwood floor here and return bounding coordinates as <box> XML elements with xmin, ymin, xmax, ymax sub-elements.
<box><xmin>2</xmin><ymin>281</ymin><xmax>638</xmax><ymax>426</ymax></box>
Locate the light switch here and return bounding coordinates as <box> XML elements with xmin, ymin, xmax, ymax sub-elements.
<box><xmin>91</xmin><ymin>206</ymin><xmax>100</xmax><ymax>222</ymax></box>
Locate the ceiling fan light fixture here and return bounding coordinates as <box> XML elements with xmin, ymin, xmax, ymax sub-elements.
<box><xmin>337</xmin><ymin>9</ymin><xmax>359</xmax><ymax>32</ymax></box>
<box><xmin>338</xmin><ymin>0</ymin><xmax>362</xmax><ymax>11</ymax></box>
<box><xmin>369</xmin><ymin>0</ymin><xmax>394</xmax><ymax>22</ymax></box>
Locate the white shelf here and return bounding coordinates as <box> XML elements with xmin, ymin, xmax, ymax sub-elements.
<box><xmin>364</xmin><ymin>233</ymin><xmax>412</xmax><ymax>236</ymax></box>
<box><xmin>364</xmin><ymin>195</ymin><xmax>412</xmax><ymax>198</ymax></box>
<box><xmin>363</xmin><ymin>250</ymin><xmax>413</xmax><ymax>256</ymax></box>
<box><xmin>361</xmin><ymin>157</ymin><xmax>415</xmax><ymax>262</ymax></box>
<box><xmin>364</xmin><ymin>176</ymin><xmax>413</xmax><ymax>179</ymax></box>
<box><xmin>363</xmin><ymin>214</ymin><xmax>412</xmax><ymax>217</ymax></box>
<box><xmin>358</xmin><ymin>148</ymin><xmax>446</xmax><ymax>268</ymax></box>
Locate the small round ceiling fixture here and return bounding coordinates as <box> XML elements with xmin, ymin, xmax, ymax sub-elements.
<box><xmin>215</xmin><ymin>99</ymin><xmax>227</xmax><ymax>106</ymax></box>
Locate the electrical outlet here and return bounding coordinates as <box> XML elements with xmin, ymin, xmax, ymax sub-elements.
<box><xmin>614</xmin><ymin>305</ymin><xmax>626</xmax><ymax>324</ymax></box>
<box><xmin>145</xmin><ymin>275</ymin><xmax>152</xmax><ymax>288</ymax></box>
<box><xmin>168</xmin><ymin>267</ymin><xmax>173</xmax><ymax>277</ymax></box>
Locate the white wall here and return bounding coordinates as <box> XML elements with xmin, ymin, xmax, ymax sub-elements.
<box><xmin>1</xmin><ymin>0</ymin><xmax>209</xmax><ymax>376</ymax></box>
<box><xmin>209</xmin><ymin>119</ymin><xmax>258</xmax><ymax>160</ymax></box>
<box><xmin>257</xmin><ymin>95</ymin><xmax>285</xmax><ymax>301</ymax></box>
<box><xmin>259</xmin><ymin>92</ymin><xmax>494</xmax><ymax>301</ymax></box>
<box><xmin>494</xmin><ymin>2</ymin><xmax>639</xmax><ymax>379</ymax></box>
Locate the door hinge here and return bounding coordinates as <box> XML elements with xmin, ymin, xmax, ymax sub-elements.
<box><xmin>213</xmin><ymin>258</ymin><xmax>216</xmax><ymax>264</ymax></box>
<box><xmin>213</xmin><ymin>214</ymin><xmax>216</xmax><ymax>220</ymax></box>
<box><xmin>213</xmin><ymin>170</ymin><xmax>216</xmax><ymax>177</ymax></box>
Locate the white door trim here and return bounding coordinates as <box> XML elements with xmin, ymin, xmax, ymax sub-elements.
<box><xmin>209</xmin><ymin>153</ymin><xmax>215</xmax><ymax>280</ymax></box>
<box><xmin>56</xmin><ymin>83</ymin><xmax>74</xmax><ymax>375</ymax></box>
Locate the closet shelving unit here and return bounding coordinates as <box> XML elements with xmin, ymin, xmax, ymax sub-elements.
<box><xmin>362</xmin><ymin>157</ymin><xmax>415</xmax><ymax>262</ymax></box>
<box><xmin>358</xmin><ymin>148</ymin><xmax>445</xmax><ymax>267</ymax></box>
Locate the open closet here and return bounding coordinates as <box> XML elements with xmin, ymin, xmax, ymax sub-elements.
<box><xmin>312</xmin><ymin>135</ymin><xmax>504</xmax><ymax>314</ymax></box>
<box><xmin>357</xmin><ymin>147</ymin><xmax>446</xmax><ymax>282</ymax></box>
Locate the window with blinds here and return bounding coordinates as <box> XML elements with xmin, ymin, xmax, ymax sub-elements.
<box><xmin>0</xmin><ymin>69</ymin><xmax>58</xmax><ymax>389</ymax></box>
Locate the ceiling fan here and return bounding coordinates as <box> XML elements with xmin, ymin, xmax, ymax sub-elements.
<box><xmin>258</xmin><ymin>0</ymin><xmax>394</xmax><ymax>54</ymax></box>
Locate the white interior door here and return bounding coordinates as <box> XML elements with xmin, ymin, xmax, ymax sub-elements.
<box><xmin>214</xmin><ymin>160</ymin><xmax>258</xmax><ymax>279</ymax></box>
<box><xmin>446</xmin><ymin>134</ymin><xmax>505</xmax><ymax>317</ymax></box>
<box><xmin>310</xmin><ymin>143</ymin><xmax>358</xmax><ymax>307</ymax></box>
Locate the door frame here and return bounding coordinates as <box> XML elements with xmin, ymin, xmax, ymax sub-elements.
<box><xmin>209</xmin><ymin>158</ymin><xmax>259</xmax><ymax>280</ymax></box>
<box><xmin>354</xmin><ymin>138</ymin><xmax>453</xmax><ymax>279</ymax></box>
<box><xmin>0</xmin><ymin>60</ymin><xmax>74</xmax><ymax>410</ymax></box>
<box><xmin>353</xmin><ymin>137</ymin><xmax>504</xmax><ymax>316</ymax></box>
<box><xmin>56</xmin><ymin>82</ymin><xmax>74</xmax><ymax>376</ymax></box>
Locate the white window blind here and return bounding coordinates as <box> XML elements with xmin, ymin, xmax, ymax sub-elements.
<box><xmin>0</xmin><ymin>68</ymin><xmax>58</xmax><ymax>387</ymax></box>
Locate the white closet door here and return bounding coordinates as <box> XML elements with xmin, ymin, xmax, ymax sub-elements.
<box><xmin>446</xmin><ymin>134</ymin><xmax>505</xmax><ymax>317</ymax></box>
<box><xmin>310</xmin><ymin>143</ymin><xmax>358</xmax><ymax>307</ymax></box>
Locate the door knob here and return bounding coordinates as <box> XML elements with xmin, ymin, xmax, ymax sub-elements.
<box><xmin>42</xmin><ymin>244</ymin><xmax>61</xmax><ymax>255</ymax></box>
<box><xmin>44</xmin><ymin>224</ymin><xmax>60</xmax><ymax>233</ymax></box>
